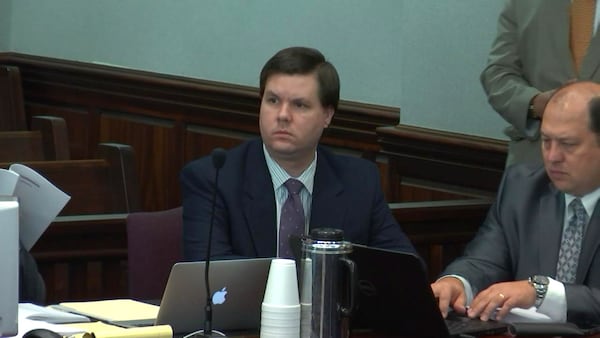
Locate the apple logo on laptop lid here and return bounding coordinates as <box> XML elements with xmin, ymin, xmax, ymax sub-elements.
<box><xmin>212</xmin><ymin>287</ymin><xmax>228</xmax><ymax>305</ymax></box>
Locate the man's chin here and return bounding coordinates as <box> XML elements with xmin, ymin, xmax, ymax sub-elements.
<box><xmin>267</xmin><ymin>145</ymin><xmax>297</xmax><ymax>158</ymax></box>
<box><xmin>552</xmin><ymin>181</ymin><xmax>575</xmax><ymax>194</ymax></box>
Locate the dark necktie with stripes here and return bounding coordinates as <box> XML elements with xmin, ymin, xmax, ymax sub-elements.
<box><xmin>278</xmin><ymin>178</ymin><xmax>305</xmax><ymax>259</ymax></box>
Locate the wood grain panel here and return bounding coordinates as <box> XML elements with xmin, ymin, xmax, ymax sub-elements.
<box><xmin>26</xmin><ymin>102</ymin><xmax>94</xmax><ymax>159</ymax></box>
<box><xmin>377</xmin><ymin>125</ymin><xmax>507</xmax><ymax>201</ymax></box>
<box><xmin>99</xmin><ymin>111</ymin><xmax>180</xmax><ymax>210</ymax></box>
<box><xmin>184</xmin><ymin>125</ymin><xmax>254</xmax><ymax>163</ymax></box>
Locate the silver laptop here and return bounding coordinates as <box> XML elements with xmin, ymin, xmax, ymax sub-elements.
<box><xmin>155</xmin><ymin>258</ymin><xmax>272</xmax><ymax>335</ymax></box>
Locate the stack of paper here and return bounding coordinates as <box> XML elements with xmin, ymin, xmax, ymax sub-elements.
<box><xmin>15</xmin><ymin>301</ymin><xmax>172</xmax><ymax>338</ymax></box>
<box><xmin>53</xmin><ymin>299</ymin><xmax>159</xmax><ymax>327</ymax></box>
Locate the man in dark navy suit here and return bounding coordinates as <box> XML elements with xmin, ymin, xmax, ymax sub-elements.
<box><xmin>180</xmin><ymin>46</ymin><xmax>414</xmax><ymax>261</ymax></box>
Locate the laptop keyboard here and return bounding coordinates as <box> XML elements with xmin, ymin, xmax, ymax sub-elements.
<box><xmin>445</xmin><ymin>311</ymin><xmax>508</xmax><ymax>337</ymax></box>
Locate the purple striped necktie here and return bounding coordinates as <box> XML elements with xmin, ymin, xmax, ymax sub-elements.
<box><xmin>278</xmin><ymin>178</ymin><xmax>305</xmax><ymax>258</ymax></box>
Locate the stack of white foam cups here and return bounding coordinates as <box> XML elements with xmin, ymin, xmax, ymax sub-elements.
<box><xmin>260</xmin><ymin>259</ymin><xmax>300</xmax><ymax>338</ymax></box>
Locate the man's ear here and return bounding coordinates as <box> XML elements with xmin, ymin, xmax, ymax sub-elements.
<box><xmin>324</xmin><ymin>106</ymin><xmax>335</xmax><ymax>127</ymax></box>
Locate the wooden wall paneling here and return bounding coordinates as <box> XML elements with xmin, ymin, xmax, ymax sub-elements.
<box><xmin>26</xmin><ymin>102</ymin><xmax>94</xmax><ymax>159</ymax></box>
<box><xmin>390</xmin><ymin>198</ymin><xmax>492</xmax><ymax>280</ymax></box>
<box><xmin>98</xmin><ymin>111</ymin><xmax>180</xmax><ymax>211</ymax></box>
<box><xmin>377</xmin><ymin>125</ymin><xmax>508</xmax><ymax>201</ymax></box>
<box><xmin>0</xmin><ymin>131</ymin><xmax>45</xmax><ymax>161</ymax></box>
<box><xmin>322</xmin><ymin>102</ymin><xmax>399</xmax><ymax>161</ymax></box>
<box><xmin>395</xmin><ymin>182</ymin><xmax>476</xmax><ymax>202</ymax></box>
<box><xmin>184</xmin><ymin>125</ymin><xmax>254</xmax><ymax>162</ymax></box>
<box><xmin>0</xmin><ymin>65</ymin><xmax>27</xmax><ymax>130</ymax></box>
<box><xmin>32</xmin><ymin>214</ymin><xmax>129</xmax><ymax>303</ymax></box>
<box><xmin>31</xmin><ymin>115</ymin><xmax>71</xmax><ymax>160</ymax></box>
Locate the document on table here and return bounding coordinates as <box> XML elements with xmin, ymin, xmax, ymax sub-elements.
<box><xmin>53</xmin><ymin>299</ymin><xmax>159</xmax><ymax>323</ymax></box>
<box><xmin>4</xmin><ymin>304</ymin><xmax>88</xmax><ymax>338</ymax></box>
<box><xmin>19</xmin><ymin>303</ymin><xmax>90</xmax><ymax>324</ymax></box>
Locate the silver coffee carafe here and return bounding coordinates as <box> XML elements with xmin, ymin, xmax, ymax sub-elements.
<box><xmin>299</xmin><ymin>228</ymin><xmax>357</xmax><ymax>338</ymax></box>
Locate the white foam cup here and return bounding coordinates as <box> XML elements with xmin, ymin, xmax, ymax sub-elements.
<box><xmin>262</xmin><ymin>258</ymin><xmax>300</xmax><ymax>306</ymax></box>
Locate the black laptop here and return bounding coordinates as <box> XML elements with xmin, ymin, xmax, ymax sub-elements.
<box><xmin>347</xmin><ymin>244</ymin><xmax>509</xmax><ymax>337</ymax></box>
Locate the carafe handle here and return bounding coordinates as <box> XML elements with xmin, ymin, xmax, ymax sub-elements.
<box><xmin>339</xmin><ymin>257</ymin><xmax>357</xmax><ymax>317</ymax></box>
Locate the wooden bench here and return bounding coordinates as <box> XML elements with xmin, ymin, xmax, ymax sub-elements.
<box><xmin>0</xmin><ymin>115</ymin><xmax>70</xmax><ymax>161</ymax></box>
<box><xmin>2</xmin><ymin>143</ymin><xmax>141</xmax><ymax>215</ymax></box>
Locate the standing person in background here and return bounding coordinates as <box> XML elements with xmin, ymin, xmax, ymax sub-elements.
<box><xmin>481</xmin><ymin>0</ymin><xmax>600</xmax><ymax>166</ymax></box>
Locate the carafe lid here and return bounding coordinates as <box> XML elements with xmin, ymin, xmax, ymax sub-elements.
<box><xmin>310</xmin><ymin>228</ymin><xmax>344</xmax><ymax>241</ymax></box>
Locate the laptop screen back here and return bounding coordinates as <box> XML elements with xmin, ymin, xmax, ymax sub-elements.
<box><xmin>348</xmin><ymin>244</ymin><xmax>451</xmax><ymax>337</ymax></box>
<box><xmin>155</xmin><ymin>258</ymin><xmax>272</xmax><ymax>335</ymax></box>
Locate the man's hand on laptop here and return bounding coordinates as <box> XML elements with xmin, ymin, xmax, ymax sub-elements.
<box><xmin>430</xmin><ymin>276</ymin><xmax>467</xmax><ymax>318</ymax></box>
<box><xmin>467</xmin><ymin>280</ymin><xmax>536</xmax><ymax>321</ymax></box>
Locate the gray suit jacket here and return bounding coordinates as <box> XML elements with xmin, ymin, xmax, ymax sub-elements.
<box><xmin>443</xmin><ymin>164</ymin><xmax>600</xmax><ymax>326</ymax></box>
<box><xmin>481</xmin><ymin>0</ymin><xmax>600</xmax><ymax>166</ymax></box>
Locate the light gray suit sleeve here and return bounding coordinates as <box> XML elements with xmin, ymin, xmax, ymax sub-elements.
<box><xmin>480</xmin><ymin>0</ymin><xmax>540</xmax><ymax>140</ymax></box>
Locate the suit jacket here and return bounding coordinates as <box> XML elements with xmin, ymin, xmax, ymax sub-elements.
<box><xmin>443</xmin><ymin>164</ymin><xmax>600</xmax><ymax>326</ymax></box>
<box><xmin>180</xmin><ymin>138</ymin><xmax>415</xmax><ymax>261</ymax></box>
<box><xmin>481</xmin><ymin>0</ymin><xmax>600</xmax><ymax>166</ymax></box>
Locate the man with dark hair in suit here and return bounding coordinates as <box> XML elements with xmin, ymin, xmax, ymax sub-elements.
<box><xmin>432</xmin><ymin>81</ymin><xmax>600</xmax><ymax>327</ymax></box>
<box><xmin>180</xmin><ymin>46</ymin><xmax>415</xmax><ymax>261</ymax></box>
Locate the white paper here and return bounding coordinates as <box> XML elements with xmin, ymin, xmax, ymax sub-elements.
<box><xmin>501</xmin><ymin>306</ymin><xmax>553</xmax><ymax>323</ymax></box>
<box><xmin>0</xmin><ymin>169</ymin><xmax>19</xmax><ymax>196</ymax></box>
<box><xmin>19</xmin><ymin>303</ymin><xmax>90</xmax><ymax>324</ymax></box>
<box><xmin>9</xmin><ymin>164</ymin><xmax>70</xmax><ymax>250</ymax></box>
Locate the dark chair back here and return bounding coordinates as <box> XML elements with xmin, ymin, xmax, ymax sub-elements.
<box><xmin>126</xmin><ymin>206</ymin><xmax>183</xmax><ymax>301</ymax></box>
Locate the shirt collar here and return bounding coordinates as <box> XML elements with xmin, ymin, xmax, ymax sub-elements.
<box><xmin>564</xmin><ymin>186</ymin><xmax>600</xmax><ymax>217</ymax></box>
<box><xmin>263</xmin><ymin>144</ymin><xmax>316</xmax><ymax>194</ymax></box>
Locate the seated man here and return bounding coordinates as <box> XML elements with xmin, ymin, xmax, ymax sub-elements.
<box><xmin>431</xmin><ymin>81</ymin><xmax>600</xmax><ymax>327</ymax></box>
<box><xmin>180</xmin><ymin>46</ymin><xmax>415</xmax><ymax>261</ymax></box>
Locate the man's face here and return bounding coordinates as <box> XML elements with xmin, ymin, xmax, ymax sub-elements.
<box><xmin>542</xmin><ymin>92</ymin><xmax>600</xmax><ymax>196</ymax></box>
<box><xmin>259</xmin><ymin>73</ymin><xmax>334</xmax><ymax>164</ymax></box>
